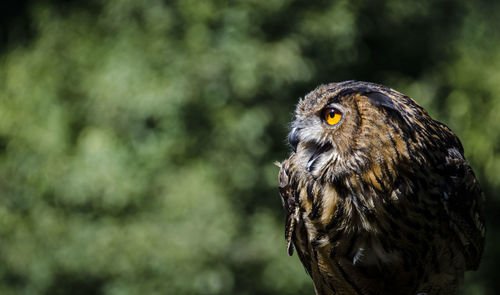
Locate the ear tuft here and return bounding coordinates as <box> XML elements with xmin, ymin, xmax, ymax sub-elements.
<box><xmin>363</xmin><ymin>91</ymin><xmax>407</xmax><ymax>124</ymax></box>
<box><xmin>364</xmin><ymin>91</ymin><xmax>398</xmax><ymax>111</ymax></box>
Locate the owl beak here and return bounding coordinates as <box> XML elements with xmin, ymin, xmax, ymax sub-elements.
<box><xmin>289</xmin><ymin>128</ymin><xmax>300</xmax><ymax>152</ymax></box>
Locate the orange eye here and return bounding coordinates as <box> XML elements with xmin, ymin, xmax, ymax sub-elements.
<box><xmin>323</xmin><ymin>108</ymin><xmax>342</xmax><ymax>126</ymax></box>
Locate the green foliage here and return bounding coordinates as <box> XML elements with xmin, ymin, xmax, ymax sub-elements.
<box><xmin>0</xmin><ymin>0</ymin><xmax>499</xmax><ymax>294</ymax></box>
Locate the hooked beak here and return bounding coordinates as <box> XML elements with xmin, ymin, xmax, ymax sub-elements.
<box><xmin>289</xmin><ymin>127</ymin><xmax>300</xmax><ymax>152</ymax></box>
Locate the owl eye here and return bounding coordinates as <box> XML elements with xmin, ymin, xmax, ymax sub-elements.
<box><xmin>323</xmin><ymin>108</ymin><xmax>342</xmax><ymax>126</ymax></box>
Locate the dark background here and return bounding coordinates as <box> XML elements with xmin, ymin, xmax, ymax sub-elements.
<box><xmin>1</xmin><ymin>0</ymin><xmax>499</xmax><ymax>294</ymax></box>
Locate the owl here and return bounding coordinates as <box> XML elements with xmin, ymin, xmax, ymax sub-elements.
<box><xmin>278</xmin><ymin>81</ymin><xmax>485</xmax><ymax>295</ymax></box>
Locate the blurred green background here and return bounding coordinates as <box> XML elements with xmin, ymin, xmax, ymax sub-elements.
<box><xmin>1</xmin><ymin>0</ymin><xmax>499</xmax><ymax>294</ymax></box>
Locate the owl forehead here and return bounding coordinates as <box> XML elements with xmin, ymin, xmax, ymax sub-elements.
<box><xmin>295</xmin><ymin>81</ymin><xmax>420</xmax><ymax>120</ymax></box>
<box><xmin>296</xmin><ymin>83</ymin><xmax>358</xmax><ymax>117</ymax></box>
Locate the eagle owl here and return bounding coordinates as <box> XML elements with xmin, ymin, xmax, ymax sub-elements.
<box><xmin>278</xmin><ymin>81</ymin><xmax>485</xmax><ymax>295</ymax></box>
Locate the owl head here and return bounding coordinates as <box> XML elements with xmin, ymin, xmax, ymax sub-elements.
<box><xmin>288</xmin><ymin>80</ymin><xmax>440</xmax><ymax>181</ymax></box>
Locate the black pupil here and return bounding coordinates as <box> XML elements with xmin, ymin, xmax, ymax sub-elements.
<box><xmin>329</xmin><ymin>110</ymin><xmax>336</xmax><ymax>118</ymax></box>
